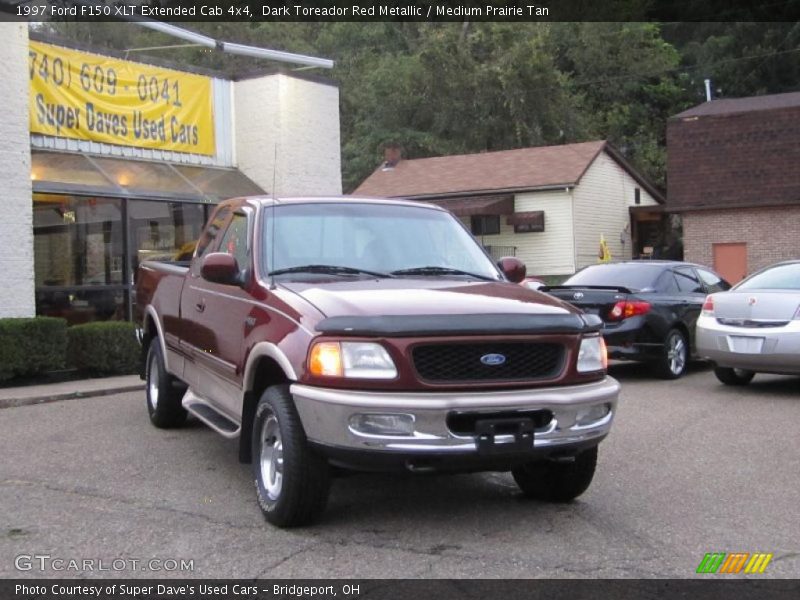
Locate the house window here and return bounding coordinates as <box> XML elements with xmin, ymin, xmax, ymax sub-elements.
<box><xmin>470</xmin><ymin>215</ymin><xmax>500</xmax><ymax>236</ymax></box>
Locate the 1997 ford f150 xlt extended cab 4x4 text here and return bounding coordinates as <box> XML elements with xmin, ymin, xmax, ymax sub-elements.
<box><xmin>136</xmin><ymin>196</ymin><xmax>619</xmax><ymax>527</ymax></box>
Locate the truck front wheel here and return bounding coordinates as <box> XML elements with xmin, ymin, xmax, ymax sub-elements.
<box><xmin>252</xmin><ymin>385</ymin><xmax>331</xmax><ymax>527</ymax></box>
<box><xmin>512</xmin><ymin>446</ymin><xmax>598</xmax><ymax>502</ymax></box>
<box><xmin>146</xmin><ymin>342</ymin><xmax>187</xmax><ymax>428</ymax></box>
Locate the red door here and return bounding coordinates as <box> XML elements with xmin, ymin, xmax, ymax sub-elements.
<box><xmin>713</xmin><ymin>243</ymin><xmax>747</xmax><ymax>284</ymax></box>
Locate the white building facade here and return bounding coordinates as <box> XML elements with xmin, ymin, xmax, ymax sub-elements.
<box><xmin>475</xmin><ymin>151</ymin><xmax>660</xmax><ymax>275</ymax></box>
<box><xmin>0</xmin><ymin>24</ymin><xmax>341</xmax><ymax>320</ymax></box>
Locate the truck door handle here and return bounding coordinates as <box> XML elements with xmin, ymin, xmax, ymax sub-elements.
<box><xmin>195</xmin><ymin>300</ymin><xmax>206</xmax><ymax>313</ymax></box>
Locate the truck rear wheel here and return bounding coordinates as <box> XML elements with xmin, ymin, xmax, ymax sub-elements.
<box><xmin>146</xmin><ymin>342</ymin><xmax>187</xmax><ymax>428</ymax></box>
<box><xmin>252</xmin><ymin>384</ymin><xmax>331</xmax><ymax>528</ymax></box>
<box><xmin>512</xmin><ymin>446</ymin><xmax>598</xmax><ymax>502</ymax></box>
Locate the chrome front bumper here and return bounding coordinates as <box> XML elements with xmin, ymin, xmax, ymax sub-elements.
<box><xmin>290</xmin><ymin>377</ymin><xmax>619</xmax><ymax>454</ymax></box>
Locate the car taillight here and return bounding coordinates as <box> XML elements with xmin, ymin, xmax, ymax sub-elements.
<box><xmin>607</xmin><ymin>301</ymin><xmax>651</xmax><ymax>321</ymax></box>
<box><xmin>702</xmin><ymin>295</ymin><xmax>714</xmax><ymax>316</ymax></box>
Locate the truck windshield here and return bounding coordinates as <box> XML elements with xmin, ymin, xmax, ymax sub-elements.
<box><xmin>261</xmin><ymin>202</ymin><xmax>500</xmax><ymax>280</ymax></box>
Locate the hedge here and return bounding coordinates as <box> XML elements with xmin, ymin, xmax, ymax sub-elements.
<box><xmin>0</xmin><ymin>317</ymin><xmax>67</xmax><ymax>381</ymax></box>
<box><xmin>67</xmin><ymin>321</ymin><xmax>139</xmax><ymax>375</ymax></box>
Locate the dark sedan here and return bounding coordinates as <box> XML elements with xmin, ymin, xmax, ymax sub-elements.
<box><xmin>543</xmin><ymin>261</ymin><xmax>730</xmax><ymax>379</ymax></box>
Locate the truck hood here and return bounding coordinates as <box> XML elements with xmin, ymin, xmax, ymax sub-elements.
<box><xmin>279</xmin><ymin>278</ymin><xmax>595</xmax><ymax>336</ymax></box>
<box><xmin>280</xmin><ymin>278</ymin><xmax>578</xmax><ymax>319</ymax></box>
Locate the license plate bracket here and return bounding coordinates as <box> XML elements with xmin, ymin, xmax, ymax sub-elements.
<box><xmin>727</xmin><ymin>335</ymin><xmax>765</xmax><ymax>354</ymax></box>
<box><xmin>475</xmin><ymin>418</ymin><xmax>535</xmax><ymax>455</ymax></box>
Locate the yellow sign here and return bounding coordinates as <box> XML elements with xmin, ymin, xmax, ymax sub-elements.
<box><xmin>29</xmin><ymin>41</ymin><xmax>215</xmax><ymax>156</ymax></box>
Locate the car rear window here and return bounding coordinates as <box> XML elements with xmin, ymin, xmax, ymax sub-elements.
<box><xmin>735</xmin><ymin>263</ymin><xmax>800</xmax><ymax>290</ymax></box>
<box><xmin>563</xmin><ymin>264</ymin><xmax>661</xmax><ymax>290</ymax></box>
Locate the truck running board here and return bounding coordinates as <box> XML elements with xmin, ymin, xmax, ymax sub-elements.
<box><xmin>182</xmin><ymin>389</ymin><xmax>241</xmax><ymax>439</ymax></box>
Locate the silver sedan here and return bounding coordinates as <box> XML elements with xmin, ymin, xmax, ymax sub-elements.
<box><xmin>696</xmin><ymin>260</ymin><xmax>800</xmax><ymax>385</ymax></box>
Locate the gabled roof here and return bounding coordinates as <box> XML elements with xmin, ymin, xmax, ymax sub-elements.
<box><xmin>673</xmin><ymin>91</ymin><xmax>800</xmax><ymax>119</ymax></box>
<box><xmin>353</xmin><ymin>140</ymin><xmax>664</xmax><ymax>203</ymax></box>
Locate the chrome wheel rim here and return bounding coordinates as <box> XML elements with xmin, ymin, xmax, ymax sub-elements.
<box><xmin>148</xmin><ymin>354</ymin><xmax>159</xmax><ymax>410</ymax></box>
<box><xmin>668</xmin><ymin>334</ymin><xmax>686</xmax><ymax>375</ymax></box>
<box><xmin>259</xmin><ymin>414</ymin><xmax>284</xmax><ymax>500</ymax></box>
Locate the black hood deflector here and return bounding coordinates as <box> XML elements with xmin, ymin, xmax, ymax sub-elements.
<box><xmin>315</xmin><ymin>313</ymin><xmax>603</xmax><ymax>337</ymax></box>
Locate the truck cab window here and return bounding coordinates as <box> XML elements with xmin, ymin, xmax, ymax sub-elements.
<box><xmin>195</xmin><ymin>207</ymin><xmax>231</xmax><ymax>258</ymax></box>
<box><xmin>219</xmin><ymin>213</ymin><xmax>249</xmax><ymax>269</ymax></box>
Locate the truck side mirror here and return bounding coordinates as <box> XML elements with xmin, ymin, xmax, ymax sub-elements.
<box><xmin>201</xmin><ymin>252</ymin><xmax>241</xmax><ymax>286</ymax></box>
<box><xmin>497</xmin><ymin>256</ymin><xmax>526</xmax><ymax>283</ymax></box>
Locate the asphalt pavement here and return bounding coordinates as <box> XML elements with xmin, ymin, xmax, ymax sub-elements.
<box><xmin>1</xmin><ymin>364</ymin><xmax>798</xmax><ymax>578</ymax></box>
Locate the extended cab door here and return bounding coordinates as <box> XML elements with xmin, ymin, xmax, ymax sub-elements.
<box><xmin>180</xmin><ymin>207</ymin><xmax>252</xmax><ymax>420</ymax></box>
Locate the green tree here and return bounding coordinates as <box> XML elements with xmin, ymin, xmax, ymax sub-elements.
<box><xmin>34</xmin><ymin>22</ymin><xmax>800</xmax><ymax>192</ymax></box>
<box><xmin>547</xmin><ymin>23</ymin><xmax>690</xmax><ymax>186</ymax></box>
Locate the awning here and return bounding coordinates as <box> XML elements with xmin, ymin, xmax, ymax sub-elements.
<box><xmin>30</xmin><ymin>150</ymin><xmax>264</xmax><ymax>202</ymax></box>
<box><xmin>506</xmin><ymin>211</ymin><xmax>544</xmax><ymax>227</ymax></box>
<box><xmin>629</xmin><ymin>205</ymin><xmax>665</xmax><ymax>222</ymax></box>
<box><xmin>426</xmin><ymin>194</ymin><xmax>514</xmax><ymax>217</ymax></box>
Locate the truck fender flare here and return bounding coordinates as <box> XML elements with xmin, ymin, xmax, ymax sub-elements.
<box><xmin>143</xmin><ymin>305</ymin><xmax>169</xmax><ymax>372</ymax></box>
<box><xmin>243</xmin><ymin>342</ymin><xmax>298</xmax><ymax>391</ymax></box>
<box><xmin>239</xmin><ymin>343</ymin><xmax>297</xmax><ymax>464</ymax></box>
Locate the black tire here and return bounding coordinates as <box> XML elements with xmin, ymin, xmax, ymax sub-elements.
<box><xmin>252</xmin><ymin>384</ymin><xmax>331</xmax><ymax>528</ymax></box>
<box><xmin>655</xmin><ymin>328</ymin><xmax>689</xmax><ymax>380</ymax></box>
<box><xmin>714</xmin><ymin>367</ymin><xmax>755</xmax><ymax>386</ymax></box>
<box><xmin>512</xmin><ymin>446</ymin><xmax>598</xmax><ymax>502</ymax></box>
<box><xmin>145</xmin><ymin>342</ymin><xmax>187</xmax><ymax>428</ymax></box>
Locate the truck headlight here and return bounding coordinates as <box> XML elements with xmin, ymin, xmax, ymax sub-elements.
<box><xmin>577</xmin><ymin>336</ymin><xmax>607</xmax><ymax>373</ymax></box>
<box><xmin>309</xmin><ymin>341</ymin><xmax>397</xmax><ymax>379</ymax></box>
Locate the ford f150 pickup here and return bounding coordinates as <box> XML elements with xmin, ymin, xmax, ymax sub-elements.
<box><xmin>136</xmin><ymin>196</ymin><xmax>619</xmax><ymax>527</ymax></box>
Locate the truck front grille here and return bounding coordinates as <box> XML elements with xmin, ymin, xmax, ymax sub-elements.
<box><xmin>411</xmin><ymin>342</ymin><xmax>565</xmax><ymax>382</ymax></box>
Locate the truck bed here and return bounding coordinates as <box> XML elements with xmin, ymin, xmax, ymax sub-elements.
<box><xmin>135</xmin><ymin>260</ymin><xmax>192</xmax><ymax>351</ymax></box>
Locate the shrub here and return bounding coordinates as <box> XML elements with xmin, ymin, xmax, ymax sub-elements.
<box><xmin>0</xmin><ymin>317</ymin><xmax>67</xmax><ymax>381</ymax></box>
<box><xmin>67</xmin><ymin>321</ymin><xmax>139</xmax><ymax>375</ymax></box>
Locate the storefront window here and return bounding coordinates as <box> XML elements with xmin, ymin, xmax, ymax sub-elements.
<box><xmin>35</xmin><ymin>288</ymin><xmax>126</xmax><ymax>325</ymax></box>
<box><xmin>34</xmin><ymin>194</ymin><xmax>208</xmax><ymax>325</ymax></box>
<box><xmin>128</xmin><ymin>200</ymin><xmax>207</xmax><ymax>278</ymax></box>
<box><xmin>34</xmin><ymin>193</ymin><xmax>125</xmax><ymax>324</ymax></box>
<box><xmin>31</xmin><ymin>152</ymin><xmax>261</xmax><ymax>325</ymax></box>
<box><xmin>34</xmin><ymin>194</ymin><xmax>124</xmax><ymax>287</ymax></box>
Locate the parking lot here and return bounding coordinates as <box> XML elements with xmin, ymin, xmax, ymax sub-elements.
<box><xmin>1</xmin><ymin>363</ymin><xmax>798</xmax><ymax>579</ymax></box>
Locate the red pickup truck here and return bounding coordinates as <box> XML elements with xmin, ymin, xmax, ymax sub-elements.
<box><xmin>136</xmin><ymin>196</ymin><xmax>619</xmax><ymax>527</ymax></box>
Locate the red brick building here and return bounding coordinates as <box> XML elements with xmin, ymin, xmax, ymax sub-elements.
<box><xmin>667</xmin><ymin>92</ymin><xmax>800</xmax><ymax>284</ymax></box>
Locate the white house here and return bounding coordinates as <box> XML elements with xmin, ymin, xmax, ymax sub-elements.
<box><xmin>354</xmin><ymin>141</ymin><xmax>664</xmax><ymax>277</ymax></box>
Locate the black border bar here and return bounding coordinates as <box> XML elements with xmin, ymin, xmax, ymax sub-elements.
<box><xmin>4</xmin><ymin>579</ymin><xmax>800</xmax><ymax>600</ymax></box>
<box><xmin>3</xmin><ymin>0</ymin><xmax>800</xmax><ymax>22</ymax></box>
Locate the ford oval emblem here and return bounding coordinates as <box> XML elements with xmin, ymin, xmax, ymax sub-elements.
<box><xmin>480</xmin><ymin>353</ymin><xmax>506</xmax><ymax>366</ymax></box>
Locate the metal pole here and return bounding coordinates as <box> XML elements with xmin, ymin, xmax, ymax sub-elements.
<box><xmin>65</xmin><ymin>0</ymin><xmax>334</xmax><ymax>69</ymax></box>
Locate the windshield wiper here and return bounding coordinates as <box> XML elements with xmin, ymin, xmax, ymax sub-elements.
<box><xmin>390</xmin><ymin>266</ymin><xmax>496</xmax><ymax>281</ymax></box>
<box><xmin>268</xmin><ymin>264</ymin><xmax>392</xmax><ymax>278</ymax></box>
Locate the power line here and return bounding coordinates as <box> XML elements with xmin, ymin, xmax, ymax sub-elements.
<box><xmin>564</xmin><ymin>45</ymin><xmax>800</xmax><ymax>89</ymax></box>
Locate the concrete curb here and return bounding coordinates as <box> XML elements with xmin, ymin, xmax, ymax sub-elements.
<box><xmin>0</xmin><ymin>383</ymin><xmax>145</xmax><ymax>409</ymax></box>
